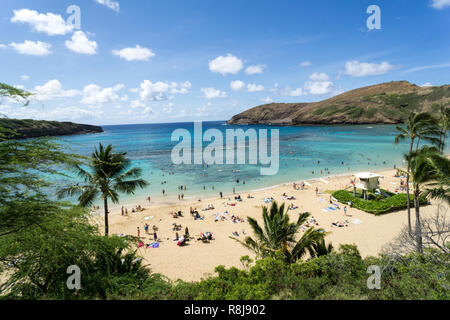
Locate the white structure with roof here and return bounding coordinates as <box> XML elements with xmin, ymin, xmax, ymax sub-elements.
<box><xmin>353</xmin><ymin>172</ymin><xmax>382</xmax><ymax>200</ymax></box>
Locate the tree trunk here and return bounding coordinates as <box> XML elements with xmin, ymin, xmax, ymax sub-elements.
<box><xmin>414</xmin><ymin>189</ymin><xmax>422</xmax><ymax>254</ymax></box>
<box><xmin>104</xmin><ymin>197</ymin><xmax>109</xmax><ymax>236</ymax></box>
<box><xmin>406</xmin><ymin>140</ymin><xmax>413</xmax><ymax>235</ymax></box>
<box><xmin>443</xmin><ymin>132</ymin><xmax>447</xmax><ymax>153</ymax></box>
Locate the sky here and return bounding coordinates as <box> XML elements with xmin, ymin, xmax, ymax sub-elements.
<box><xmin>0</xmin><ymin>0</ymin><xmax>449</xmax><ymax>125</ymax></box>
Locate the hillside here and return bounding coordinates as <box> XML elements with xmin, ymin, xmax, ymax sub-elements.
<box><xmin>227</xmin><ymin>81</ymin><xmax>450</xmax><ymax>125</ymax></box>
<box><xmin>0</xmin><ymin>118</ymin><xmax>103</xmax><ymax>140</ymax></box>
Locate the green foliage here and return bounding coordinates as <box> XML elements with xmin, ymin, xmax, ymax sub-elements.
<box><xmin>57</xmin><ymin>143</ymin><xmax>148</xmax><ymax>236</ymax></box>
<box><xmin>0</xmin><ymin>83</ymin><xmax>31</xmax><ymax>106</ymax></box>
<box><xmin>164</xmin><ymin>245</ymin><xmax>449</xmax><ymax>300</ymax></box>
<box><xmin>332</xmin><ymin>190</ymin><xmax>427</xmax><ymax>215</ymax></box>
<box><xmin>231</xmin><ymin>201</ymin><xmax>328</xmax><ymax>263</ymax></box>
<box><xmin>0</xmin><ymin>203</ymin><xmax>158</xmax><ymax>299</ymax></box>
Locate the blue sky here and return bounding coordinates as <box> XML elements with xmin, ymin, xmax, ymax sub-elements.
<box><xmin>0</xmin><ymin>0</ymin><xmax>449</xmax><ymax>125</ymax></box>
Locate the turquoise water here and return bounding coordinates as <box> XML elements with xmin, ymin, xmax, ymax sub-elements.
<box><xmin>53</xmin><ymin>121</ymin><xmax>449</xmax><ymax>206</ymax></box>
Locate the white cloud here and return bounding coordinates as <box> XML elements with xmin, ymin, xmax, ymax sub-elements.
<box><xmin>284</xmin><ymin>87</ymin><xmax>304</xmax><ymax>97</ymax></box>
<box><xmin>201</xmin><ymin>87</ymin><xmax>227</xmax><ymax>99</ymax></box>
<box><xmin>170</xmin><ymin>81</ymin><xmax>191</xmax><ymax>94</ymax></box>
<box><xmin>95</xmin><ymin>0</ymin><xmax>120</xmax><ymax>12</ymax></box>
<box><xmin>135</xmin><ymin>80</ymin><xmax>191</xmax><ymax>101</ymax></box>
<box><xmin>300</xmin><ymin>61</ymin><xmax>311</xmax><ymax>67</ymax></box>
<box><xmin>343</xmin><ymin>60</ymin><xmax>395</xmax><ymax>77</ymax></box>
<box><xmin>309</xmin><ymin>72</ymin><xmax>329</xmax><ymax>81</ymax></box>
<box><xmin>21</xmin><ymin>75</ymin><xmax>30</xmax><ymax>81</ymax></box>
<box><xmin>247</xmin><ymin>83</ymin><xmax>265</xmax><ymax>92</ymax></box>
<box><xmin>270</xmin><ymin>84</ymin><xmax>304</xmax><ymax>97</ymax></box>
<box><xmin>230</xmin><ymin>80</ymin><xmax>245</xmax><ymax>91</ymax></box>
<box><xmin>31</xmin><ymin>80</ymin><xmax>79</xmax><ymax>101</ymax></box>
<box><xmin>163</xmin><ymin>102</ymin><xmax>175</xmax><ymax>114</ymax></box>
<box><xmin>65</xmin><ymin>31</ymin><xmax>98</xmax><ymax>55</ymax></box>
<box><xmin>81</xmin><ymin>84</ymin><xmax>124</xmax><ymax>105</ymax></box>
<box><xmin>304</xmin><ymin>80</ymin><xmax>334</xmax><ymax>95</ymax></box>
<box><xmin>403</xmin><ymin>63</ymin><xmax>450</xmax><ymax>74</ymax></box>
<box><xmin>421</xmin><ymin>82</ymin><xmax>433</xmax><ymax>87</ymax></box>
<box><xmin>431</xmin><ymin>0</ymin><xmax>450</xmax><ymax>9</ymax></box>
<box><xmin>209</xmin><ymin>54</ymin><xmax>243</xmax><ymax>76</ymax></box>
<box><xmin>245</xmin><ymin>64</ymin><xmax>265</xmax><ymax>75</ymax></box>
<box><xmin>0</xmin><ymin>105</ymin><xmax>104</xmax><ymax>122</ymax></box>
<box><xmin>130</xmin><ymin>99</ymin><xmax>146</xmax><ymax>109</ymax></box>
<box><xmin>10</xmin><ymin>40</ymin><xmax>51</xmax><ymax>56</ymax></box>
<box><xmin>0</xmin><ymin>44</ymin><xmax>7</xmax><ymax>49</ymax></box>
<box><xmin>196</xmin><ymin>102</ymin><xmax>212</xmax><ymax>117</ymax></box>
<box><xmin>11</xmin><ymin>9</ymin><xmax>73</xmax><ymax>36</ymax></box>
<box><xmin>261</xmin><ymin>97</ymin><xmax>273</xmax><ymax>103</ymax></box>
<box><xmin>112</xmin><ymin>45</ymin><xmax>155</xmax><ymax>61</ymax></box>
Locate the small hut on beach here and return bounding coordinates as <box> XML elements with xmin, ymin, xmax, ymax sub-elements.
<box><xmin>353</xmin><ymin>172</ymin><xmax>382</xmax><ymax>200</ymax></box>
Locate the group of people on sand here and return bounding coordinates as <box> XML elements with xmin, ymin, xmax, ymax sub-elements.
<box><xmin>293</xmin><ymin>182</ymin><xmax>306</xmax><ymax>190</ymax></box>
<box><xmin>301</xmin><ymin>216</ymin><xmax>319</xmax><ymax>231</ymax></box>
<box><xmin>197</xmin><ymin>232</ymin><xmax>214</xmax><ymax>242</ymax></box>
<box><xmin>137</xmin><ymin>223</ymin><xmax>158</xmax><ymax>243</ymax></box>
<box><xmin>121</xmin><ymin>205</ymin><xmax>144</xmax><ymax>216</ymax></box>
<box><xmin>174</xmin><ymin>226</ymin><xmax>190</xmax><ymax>246</ymax></box>
<box><xmin>230</xmin><ymin>214</ymin><xmax>245</xmax><ymax>224</ymax></box>
<box><xmin>282</xmin><ymin>192</ymin><xmax>296</xmax><ymax>200</ymax></box>
<box><xmin>331</xmin><ymin>220</ymin><xmax>349</xmax><ymax>228</ymax></box>
<box><xmin>189</xmin><ymin>207</ymin><xmax>204</xmax><ymax>220</ymax></box>
<box><xmin>171</xmin><ymin>210</ymin><xmax>183</xmax><ymax>218</ymax></box>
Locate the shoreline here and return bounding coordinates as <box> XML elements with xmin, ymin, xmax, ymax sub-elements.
<box><xmin>103</xmin><ymin>164</ymin><xmax>397</xmax><ymax>214</ymax></box>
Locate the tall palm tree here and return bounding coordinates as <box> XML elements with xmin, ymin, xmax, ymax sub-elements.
<box><xmin>394</xmin><ymin>112</ymin><xmax>441</xmax><ymax>234</ymax></box>
<box><xmin>405</xmin><ymin>145</ymin><xmax>450</xmax><ymax>253</ymax></box>
<box><xmin>58</xmin><ymin>143</ymin><xmax>148</xmax><ymax>236</ymax></box>
<box><xmin>231</xmin><ymin>201</ymin><xmax>327</xmax><ymax>263</ymax></box>
<box><xmin>436</xmin><ymin>104</ymin><xmax>450</xmax><ymax>152</ymax></box>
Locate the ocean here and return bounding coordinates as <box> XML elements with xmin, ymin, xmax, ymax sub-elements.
<box><xmin>52</xmin><ymin>121</ymin><xmax>449</xmax><ymax>207</ymax></box>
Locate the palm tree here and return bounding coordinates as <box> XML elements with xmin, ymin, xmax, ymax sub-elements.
<box><xmin>308</xmin><ymin>238</ymin><xmax>334</xmax><ymax>258</ymax></box>
<box><xmin>436</xmin><ymin>104</ymin><xmax>450</xmax><ymax>152</ymax></box>
<box><xmin>231</xmin><ymin>201</ymin><xmax>327</xmax><ymax>263</ymax></box>
<box><xmin>58</xmin><ymin>143</ymin><xmax>148</xmax><ymax>236</ymax></box>
<box><xmin>394</xmin><ymin>112</ymin><xmax>441</xmax><ymax>234</ymax></box>
<box><xmin>405</xmin><ymin>145</ymin><xmax>450</xmax><ymax>253</ymax></box>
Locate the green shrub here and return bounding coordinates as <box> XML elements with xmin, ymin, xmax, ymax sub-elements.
<box><xmin>331</xmin><ymin>190</ymin><xmax>427</xmax><ymax>215</ymax></box>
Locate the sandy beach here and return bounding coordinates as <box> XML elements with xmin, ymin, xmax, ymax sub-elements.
<box><xmin>91</xmin><ymin>168</ymin><xmax>449</xmax><ymax>282</ymax></box>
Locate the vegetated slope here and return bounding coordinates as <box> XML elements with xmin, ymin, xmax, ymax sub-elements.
<box><xmin>0</xmin><ymin>118</ymin><xmax>103</xmax><ymax>139</ymax></box>
<box><xmin>227</xmin><ymin>81</ymin><xmax>450</xmax><ymax>125</ymax></box>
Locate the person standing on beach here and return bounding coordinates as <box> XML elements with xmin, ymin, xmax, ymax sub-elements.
<box><xmin>121</xmin><ymin>206</ymin><xmax>124</xmax><ymax>216</ymax></box>
<box><xmin>147</xmin><ymin>196</ymin><xmax>151</xmax><ymax>203</ymax></box>
<box><xmin>153</xmin><ymin>231</ymin><xmax>158</xmax><ymax>241</ymax></box>
<box><xmin>315</xmin><ymin>187</ymin><xmax>318</xmax><ymax>196</ymax></box>
<box><xmin>233</xmin><ymin>187</ymin><xmax>235</xmax><ymax>194</ymax></box>
<box><xmin>344</xmin><ymin>206</ymin><xmax>348</xmax><ymax>216</ymax></box>
<box><xmin>137</xmin><ymin>227</ymin><xmax>140</xmax><ymax>238</ymax></box>
<box><xmin>219</xmin><ymin>191</ymin><xmax>223</xmax><ymax>199</ymax></box>
<box><xmin>162</xmin><ymin>189</ymin><xmax>165</xmax><ymax>196</ymax></box>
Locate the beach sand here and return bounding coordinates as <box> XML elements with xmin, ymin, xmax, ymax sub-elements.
<box><xmin>91</xmin><ymin>168</ymin><xmax>449</xmax><ymax>282</ymax></box>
